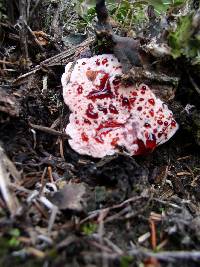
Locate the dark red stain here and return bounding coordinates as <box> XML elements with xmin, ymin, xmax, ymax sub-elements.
<box><xmin>157</xmin><ymin>120</ymin><xmax>163</xmax><ymax>125</ymax></box>
<box><xmin>124</xmin><ymin>80</ymin><xmax>133</xmax><ymax>88</ymax></box>
<box><xmin>139</xmin><ymin>98</ymin><xmax>144</xmax><ymax>101</ymax></box>
<box><xmin>84</xmin><ymin>118</ymin><xmax>91</xmax><ymax>125</ymax></box>
<box><xmin>146</xmin><ymin>133</ymin><xmax>157</xmax><ymax>150</ymax></box>
<box><xmin>141</xmin><ymin>86</ymin><xmax>146</xmax><ymax>94</ymax></box>
<box><xmin>144</xmin><ymin>123</ymin><xmax>151</xmax><ymax>128</ymax></box>
<box><xmin>86</xmin><ymin>103</ymin><xmax>98</xmax><ymax>119</ymax></box>
<box><xmin>94</xmin><ymin>121</ymin><xmax>124</xmax><ymax>143</ymax></box>
<box><xmin>134</xmin><ymin>133</ymin><xmax>156</xmax><ymax>155</ymax></box>
<box><xmin>171</xmin><ymin>120</ymin><xmax>176</xmax><ymax>127</ymax></box>
<box><xmin>87</xmin><ymin>72</ymin><xmax>114</xmax><ymax>100</ymax></box>
<box><xmin>81</xmin><ymin>132</ymin><xmax>89</xmax><ymax>142</ymax></box>
<box><xmin>77</xmin><ymin>85</ymin><xmax>83</xmax><ymax>94</ymax></box>
<box><xmin>148</xmin><ymin>98</ymin><xmax>155</xmax><ymax>105</ymax></box>
<box><xmin>109</xmin><ymin>104</ymin><xmax>118</xmax><ymax>114</ymax></box>
<box><xmin>82</xmin><ymin>62</ymin><xmax>86</xmax><ymax>65</ymax></box>
<box><xmin>130</xmin><ymin>97</ymin><xmax>136</xmax><ymax>105</ymax></box>
<box><xmin>114</xmin><ymin>86</ymin><xmax>119</xmax><ymax>96</ymax></box>
<box><xmin>95</xmin><ymin>59</ymin><xmax>100</xmax><ymax>66</ymax></box>
<box><xmin>111</xmin><ymin>137</ymin><xmax>119</xmax><ymax>146</ymax></box>
<box><xmin>149</xmin><ymin>109</ymin><xmax>154</xmax><ymax>117</ymax></box>
<box><xmin>102</xmin><ymin>58</ymin><xmax>108</xmax><ymax>65</ymax></box>
<box><xmin>164</xmin><ymin>121</ymin><xmax>168</xmax><ymax>126</ymax></box>
<box><xmin>137</xmin><ymin>106</ymin><xmax>142</xmax><ymax>111</ymax></box>
<box><xmin>112</xmin><ymin>77</ymin><xmax>121</xmax><ymax>86</ymax></box>
<box><xmin>122</xmin><ymin>97</ymin><xmax>130</xmax><ymax>108</ymax></box>
<box><xmin>132</xmin><ymin>91</ymin><xmax>138</xmax><ymax>96</ymax></box>
<box><xmin>98</xmin><ymin>105</ymin><xmax>108</xmax><ymax>114</ymax></box>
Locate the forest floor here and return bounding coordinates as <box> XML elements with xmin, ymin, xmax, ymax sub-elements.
<box><xmin>0</xmin><ymin>1</ymin><xmax>200</xmax><ymax>267</ymax></box>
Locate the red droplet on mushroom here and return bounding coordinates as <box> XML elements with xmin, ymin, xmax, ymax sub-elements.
<box><xmin>87</xmin><ymin>72</ymin><xmax>114</xmax><ymax>100</ymax></box>
<box><xmin>102</xmin><ymin>58</ymin><xmax>108</xmax><ymax>65</ymax></box>
<box><xmin>132</xmin><ymin>91</ymin><xmax>138</xmax><ymax>96</ymax></box>
<box><xmin>148</xmin><ymin>98</ymin><xmax>155</xmax><ymax>105</ymax></box>
<box><xmin>109</xmin><ymin>104</ymin><xmax>118</xmax><ymax>114</ymax></box>
<box><xmin>95</xmin><ymin>59</ymin><xmax>100</xmax><ymax>66</ymax></box>
<box><xmin>62</xmin><ymin>54</ymin><xmax>179</xmax><ymax>158</ymax></box>
<box><xmin>144</xmin><ymin>123</ymin><xmax>151</xmax><ymax>128</ymax></box>
<box><xmin>84</xmin><ymin>118</ymin><xmax>91</xmax><ymax>125</ymax></box>
<box><xmin>130</xmin><ymin>97</ymin><xmax>136</xmax><ymax>105</ymax></box>
<box><xmin>149</xmin><ymin>109</ymin><xmax>154</xmax><ymax>117</ymax></box>
<box><xmin>81</xmin><ymin>132</ymin><xmax>89</xmax><ymax>142</ymax></box>
<box><xmin>94</xmin><ymin>121</ymin><xmax>123</xmax><ymax>144</ymax></box>
<box><xmin>171</xmin><ymin>120</ymin><xmax>177</xmax><ymax>127</ymax></box>
<box><xmin>113</xmin><ymin>77</ymin><xmax>121</xmax><ymax>86</ymax></box>
<box><xmin>86</xmin><ymin>103</ymin><xmax>98</xmax><ymax>119</ymax></box>
<box><xmin>77</xmin><ymin>85</ymin><xmax>83</xmax><ymax>94</ymax></box>
<box><xmin>122</xmin><ymin>97</ymin><xmax>130</xmax><ymax>108</ymax></box>
<box><xmin>146</xmin><ymin>133</ymin><xmax>156</xmax><ymax>150</ymax></box>
<box><xmin>137</xmin><ymin>106</ymin><xmax>142</xmax><ymax>111</ymax></box>
<box><xmin>157</xmin><ymin>120</ymin><xmax>163</xmax><ymax>125</ymax></box>
<box><xmin>111</xmin><ymin>137</ymin><xmax>119</xmax><ymax>146</ymax></box>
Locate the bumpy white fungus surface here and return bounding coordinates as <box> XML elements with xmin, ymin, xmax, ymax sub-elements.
<box><xmin>62</xmin><ymin>54</ymin><xmax>178</xmax><ymax>158</ymax></box>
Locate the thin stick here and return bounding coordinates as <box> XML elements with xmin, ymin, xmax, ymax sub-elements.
<box><xmin>19</xmin><ymin>0</ymin><xmax>29</xmax><ymax>68</ymax></box>
<box><xmin>29</xmin><ymin>122</ymin><xmax>69</xmax><ymax>138</ymax></box>
<box><xmin>149</xmin><ymin>219</ymin><xmax>157</xmax><ymax>250</ymax></box>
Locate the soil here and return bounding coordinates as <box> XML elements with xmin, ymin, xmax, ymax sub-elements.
<box><xmin>0</xmin><ymin>1</ymin><xmax>200</xmax><ymax>267</ymax></box>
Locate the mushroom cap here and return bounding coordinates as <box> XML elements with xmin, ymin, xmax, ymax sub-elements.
<box><xmin>62</xmin><ymin>54</ymin><xmax>178</xmax><ymax>158</ymax></box>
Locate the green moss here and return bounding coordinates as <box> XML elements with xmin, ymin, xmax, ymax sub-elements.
<box><xmin>82</xmin><ymin>222</ymin><xmax>97</xmax><ymax>235</ymax></box>
<box><xmin>75</xmin><ymin>0</ymin><xmax>187</xmax><ymax>32</ymax></box>
<box><xmin>168</xmin><ymin>13</ymin><xmax>196</xmax><ymax>59</ymax></box>
<box><xmin>120</xmin><ymin>255</ymin><xmax>134</xmax><ymax>267</ymax></box>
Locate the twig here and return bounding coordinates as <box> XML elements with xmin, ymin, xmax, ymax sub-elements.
<box><xmin>24</xmin><ymin>21</ymin><xmax>45</xmax><ymax>51</ymax></box>
<box><xmin>39</xmin><ymin>167</ymin><xmax>47</xmax><ymax>196</ymax></box>
<box><xmin>152</xmin><ymin>198</ymin><xmax>183</xmax><ymax>210</ymax></box>
<box><xmin>129</xmin><ymin>67</ymin><xmax>179</xmax><ymax>85</ymax></box>
<box><xmin>13</xmin><ymin>36</ymin><xmax>95</xmax><ymax>85</ymax></box>
<box><xmin>19</xmin><ymin>0</ymin><xmax>30</xmax><ymax>68</ymax></box>
<box><xmin>50</xmin><ymin>0</ymin><xmax>63</xmax><ymax>41</ymax></box>
<box><xmin>48</xmin><ymin>166</ymin><xmax>54</xmax><ymax>183</ymax></box>
<box><xmin>80</xmin><ymin>195</ymin><xmax>147</xmax><ymax>224</ymax></box>
<box><xmin>82</xmin><ymin>250</ymin><xmax>200</xmax><ymax>262</ymax></box>
<box><xmin>189</xmin><ymin>74</ymin><xmax>200</xmax><ymax>95</ymax></box>
<box><xmin>0</xmin><ymin>60</ymin><xmax>18</xmax><ymax>65</ymax></box>
<box><xmin>29</xmin><ymin>0</ymin><xmax>42</xmax><ymax>20</ymax></box>
<box><xmin>104</xmin><ymin>238</ymin><xmax>124</xmax><ymax>255</ymax></box>
<box><xmin>0</xmin><ymin>145</ymin><xmax>21</xmax><ymax>216</ymax></box>
<box><xmin>149</xmin><ymin>219</ymin><xmax>157</xmax><ymax>250</ymax></box>
<box><xmin>29</xmin><ymin>122</ymin><xmax>69</xmax><ymax>138</ymax></box>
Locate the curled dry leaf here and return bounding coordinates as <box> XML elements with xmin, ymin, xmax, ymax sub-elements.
<box><xmin>49</xmin><ymin>183</ymin><xmax>87</xmax><ymax>212</ymax></box>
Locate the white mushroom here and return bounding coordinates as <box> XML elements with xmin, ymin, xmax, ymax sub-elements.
<box><xmin>62</xmin><ymin>54</ymin><xmax>178</xmax><ymax>158</ymax></box>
